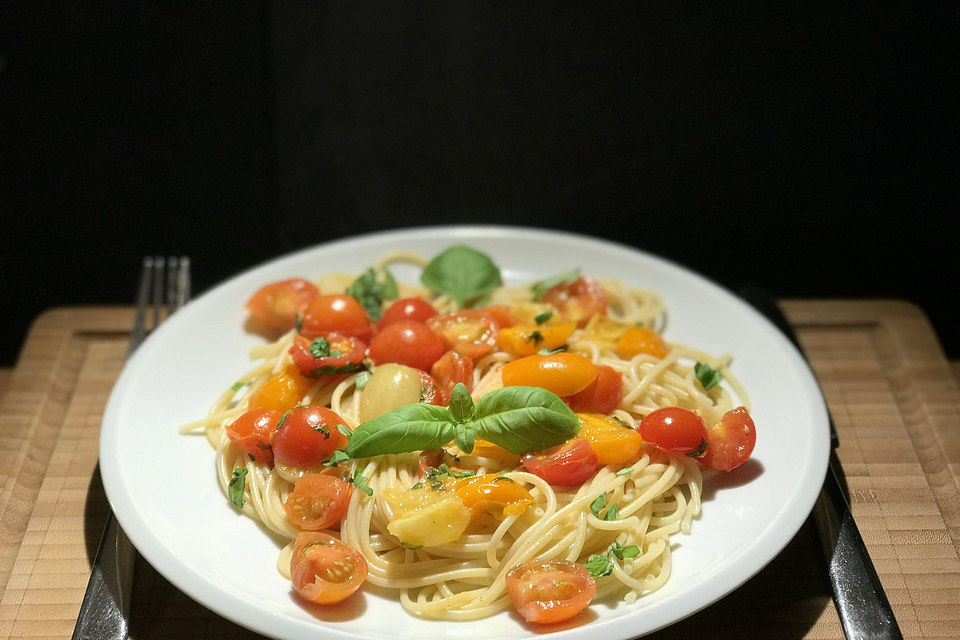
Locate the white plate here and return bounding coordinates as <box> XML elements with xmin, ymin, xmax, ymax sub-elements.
<box><xmin>100</xmin><ymin>226</ymin><xmax>830</xmax><ymax>640</ymax></box>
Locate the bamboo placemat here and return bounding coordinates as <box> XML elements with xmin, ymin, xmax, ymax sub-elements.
<box><xmin>1</xmin><ymin>302</ymin><xmax>959</xmax><ymax>640</ymax></box>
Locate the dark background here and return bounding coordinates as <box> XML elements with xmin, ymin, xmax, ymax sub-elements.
<box><xmin>2</xmin><ymin>3</ymin><xmax>957</xmax><ymax>366</ymax></box>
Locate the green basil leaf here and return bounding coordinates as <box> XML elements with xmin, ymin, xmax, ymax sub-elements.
<box><xmin>615</xmin><ymin>467</ymin><xmax>633</xmax><ymax>476</ymax></box>
<box><xmin>346</xmin><ymin>268</ymin><xmax>398</xmax><ymax>321</ymax></box>
<box><xmin>604</xmin><ymin>503</ymin><xmax>619</xmax><ymax>521</ymax></box>
<box><xmin>534</xmin><ymin>311</ymin><xmax>552</xmax><ymax>325</ymax></box>
<box><xmin>354</xmin><ymin>371</ymin><xmax>371</xmax><ymax>389</ymax></box>
<box><xmin>694</xmin><ymin>361</ymin><xmax>723</xmax><ymax>391</ymax></box>
<box><xmin>448</xmin><ymin>383</ymin><xmax>474</xmax><ymax>423</ymax></box>
<box><xmin>420</xmin><ymin>246</ymin><xmax>502</xmax><ymax>308</ymax></box>
<box><xmin>351</xmin><ymin>469</ymin><xmax>374</xmax><ymax>495</ymax></box>
<box><xmin>323</xmin><ymin>450</ymin><xmax>351</xmax><ymax>467</ymax></box>
<box><xmin>582</xmin><ymin>554</ymin><xmax>613</xmax><ymax>579</ymax></box>
<box><xmin>531</xmin><ymin>269</ymin><xmax>579</xmax><ymax>301</ymax></box>
<box><xmin>345</xmin><ymin>403</ymin><xmax>455</xmax><ymax>458</ymax></box>
<box><xmin>528</xmin><ymin>330</ymin><xmax>544</xmax><ymax>346</ymax></box>
<box><xmin>454</xmin><ymin>421</ymin><xmax>478</xmax><ymax>455</ymax></box>
<box><xmin>309</xmin><ymin>362</ymin><xmax>368</xmax><ymax>377</ymax></box>
<box><xmin>687</xmin><ymin>437</ymin><xmax>708</xmax><ymax>458</ymax></box>
<box><xmin>618</xmin><ymin>544</ymin><xmax>640</xmax><ymax>559</ymax></box>
<box><xmin>231</xmin><ymin>381</ymin><xmax>244</xmax><ymax>392</ymax></box>
<box><xmin>590</xmin><ymin>493</ymin><xmax>606</xmax><ymax>516</ymax></box>
<box><xmin>472</xmin><ymin>386</ymin><xmax>579</xmax><ymax>454</ymax></box>
<box><xmin>228</xmin><ymin>468</ymin><xmax>247</xmax><ymax>508</ymax></box>
<box><xmin>538</xmin><ymin>345</ymin><xmax>568</xmax><ymax>355</ymax></box>
<box><xmin>309</xmin><ymin>336</ymin><xmax>331</xmax><ymax>358</ymax></box>
<box><xmin>335</xmin><ymin>424</ymin><xmax>353</xmax><ymax>438</ymax></box>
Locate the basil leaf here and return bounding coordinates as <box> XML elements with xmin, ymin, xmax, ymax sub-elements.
<box><xmin>538</xmin><ymin>345</ymin><xmax>568</xmax><ymax>355</ymax></box>
<box><xmin>618</xmin><ymin>544</ymin><xmax>640</xmax><ymax>559</ymax></box>
<box><xmin>309</xmin><ymin>337</ymin><xmax>331</xmax><ymax>358</ymax></box>
<box><xmin>295</xmin><ymin>314</ymin><xmax>303</xmax><ymax>333</ymax></box>
<box><xmin>534</xmin><ymin>311</ymin><xmax>552</xmax><ymax>325</ymax></box>
<box><xmin>590</xmin><ymin>493</ymin><xmax>606</xmax><ymax>516</ymax></box>
<box><xmin>472</xmin><ymin>386</ymin><xmax>579</xmax><ymax>454</ymax></box>
<box><xmin>531</xmin><ymin>269</ymin><xmax>579</xmax><ymax>301</ymax></box>
<box><xmin>228</xmin><ymin>468</ymin><xmax>247</xmax><ymax>508</ymax></box>
<box><xmin>528</xmin><ymin>330</ymin><xmax>544</xmax><ymax>346</ymax></box>
<box><xmin>616</xmin><ymin>467</ymin><xmax>634</xmax><ymax>476</ymax></box>
<box><xmin>448</xmin><ymin>383</ymin><xmax>474</xmax><ymax>423</ymax></box>
<box><xmin>454</xmin><ymin>421</ymin><xmax>478</xmax><ymax>455</ymax></box>
<box><xmin>231</xmin><ymin>381</ymin><xmax>244</xmax><ymax>392</ymax></box>
<box><xmin>354</xmin><ymin>371</ymin><xmax>371</xmax><ymax>389</ymax></box>
<box><xmin>604</xmin><ymin>504</ymin><xmax>619</xmax><ymax>521</ymax></box>
<box><xmin>694</xmin><ymin>362</ymin><xmax>723</xmax><ymax>391</ymax></box>
<box><xmin>346</xmin><ymin>268</ymin><xmax>398</xmax><ymax>321</ymax></box>
<box><xmin>309</xmin><ymin>362</ymin><xmax>367</xmax><ymax>377</ymax></box>
<box><xmin>582</xmin><ymin>554</ymin><xmax>613</xmax><ymax>579</ymax></box>
<box><xmin>351</xmin><ymin>469</ymin><xmax>374</xmax><ymax>495</ymax></box>
<box><xmin>420</xmin><ymin>246</ymin><xmax>502</xmax><ymax>308</ymax></box>
<box><xmin>687</xmin><ymin>437</ymin><xmax>708</xmax><ymax>458</ymax></box>
<box><xmin>335</xmin><ymin>424</ymin><xmax>353</xmax><ymax>438</ymax></box>
<box><xmin>323</xmin><ymin>450</ymin><xmax>351</xmax><ymax>467</ymax></box>
<box><xmin>345</xmin><ymin>403</ymin><xmax>455</xmax><ymax>458</ymax></box>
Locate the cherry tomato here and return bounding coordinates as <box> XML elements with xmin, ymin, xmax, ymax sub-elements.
<box><xmin>481</xmin><ymin>304</ymin><xmax>514</xmax><ymax>328</ymax></box>
<box><xmin>430</xmin><ymin>351</ymin><xmax>474</xmax><ymax>403</ymax></box>
<box><xmin>521</xmin><ymin>439</ymin><xmax>597</xmax><ymax>486</ymax></box>
<box><xmin>418</xmin><ymin>371</ymin><xmax>444</xmax><ymax>405</ymax></box>
<box><xmin>615</xmin><ymin>326</ymin><xmax>668</xmax><ymax>360</ymax></box>
<box><xmin>427</xmin><ymin>310</ymin><xmax>498</xmax><ymax>362</ymax></box>
<box><xmin>496</xmin><ymin>322</ymin><xmax>577</xmax><ymax>358</ymax></box>
<box><xmin>368</xmin><ymin>321</ymin><xmax>446</xmax><ymax>371</ymax></box>
<box><xmin>246</xmin><ymin>278</ymin><xmax>319</xmax><ymax>331</ymax></box>
<box><xmin>501</xmin><ymin>353</ymin><xmax>598</xmax><ymax>397</ymax></box>
<box><xmin>576</xmin><ymin>413</ymin><xmax>643</xmax><ymax>466</ymax></box>
<box><xmin>469</xmin><ymin>438</ymin><xmax>521</xmax><ymax>465</ymax></box>
<box><xmin>226</xmin><ymin>408</ymin><xmax>280</xmax><ymax>465</ymax></box>
<box><xmin>273</xmin><ymin>405</ymin><xmax>349</xmax><ymax>468</ymax></box>
<box><xmin>453</xmin><ymin>474</ymin><xmax>534</xmax><ymax>518</ymax></box>
<box><xmin>638</xmin><ymin>407</ymin><xmax>707</xmax><ymax>456</ymax></box>
<box><xmin>289</xmin><ymin>334</ymin><xmax>367</xmax><ymax>377</ymax></box>
<box><xmin>290</xmin><ymin>531</ymin><xmax>368</xmax><ymax>605</ymax></box>
<box><xmin>283</xmin><ymin>474</ymin><xmax>353</xmax><ymax>531</ymax></box>
<box><xmin>300</xmin><ymin>295</ymin><xmax>373</xmax><ymax>342</ymax></box>
<box><xmin>247</xmin><ymin>365</ymin><xmax>315</xmax><ymax>412</ymax></box>
<box><xmin>699</xmin><ymin>406</ymin><xmax>757</xmax><ymax>472</ymax></box>
<box><xmin>564</xmin><ymin>365</ymin><xmax>622</xmax><ymax>414</ymax></box>
<box><xmin>417</xmin><ymin>449</ymin><xmax>462</xmax><ymax>476</ymax></box>
<box><xmin>541</xmin><ymin>276</ymin><xmax>606</xmax><ymax>327</ymax></box>
<box><xmin>377</xmin><ymin>297</ymin><xmax>438</xmax><ymax>329</ymax></box>
<box><xmin>505</xmin><ymin>560</ymin><xmax>596</xmax><ymax>624</ymax></box>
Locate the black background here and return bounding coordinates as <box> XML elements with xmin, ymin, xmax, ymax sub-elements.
<box><xmin>2</xmin><ymin>2</ymin><xmax>957</xmax><ymax>366</ymax></box>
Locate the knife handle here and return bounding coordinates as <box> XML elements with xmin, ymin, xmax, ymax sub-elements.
<box><xmin>71</xmin><ymin>510</ymin><xmax>136</xmax><ymax>640</ymax></box>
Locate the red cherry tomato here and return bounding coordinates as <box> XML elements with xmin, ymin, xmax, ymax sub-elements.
<box><xmin>638</xmin><ymin>407</ymin><xmax>707</xmax><ymax>456</ymax></box>
<box><xmin>368</xmin><ymin>321</ymin><xmax>446</xmax><ymax>371</ymax></box>
<box><xmin>273</xmin><ymin>405</ymin><xmax>349</xmax><ymax>468</ymax></box>
<box><xmin>283</xmin><ymin>474</ymin><xmax>353</xmax><ymax>530</ymax></box>
<box><xmin>290</xmin><ymin>531</ymin><xmax>368</xmax><ymax>605</ymax></box>
<box><xmin>699</xmin><ymin>406</ymin><xmax>757</xmax><ymax>471</ymax></box>
<box><xmin>418</xmin><ymin>371</ymin><xmax>444</xmax><ymax>405</ymax></box>
<box><xmin>300</xmin><ymin>295</ymin><xmax>373</xmax><ymax>342</ymax></box>
<box><xmin>564</xmin><ymin>365</ymin><xmax>622</xmax><ymax>414</ymax></box>
<box><xmin>520</xmin><ymin>439</ymin><xmax>598</xmax><ymax>486</ymax></box>
<box><xmin>225</xmin><ymin>408</ymin><xmax>280</xmax><ymax>465</ymax></box>
<box><xmin>430</xmin><ymin>350</ymin><xmax>474</xmax><ymax>403</ymax></box>
<box><xmin>417</xmin><ymin>449</ymin><xmax>462</xmax><ymax>476</ymax></box>
<box><xmin>541</xmin><ymin>276</ymin><xmax>607</xmax><ymax>327</ymax></box>
<box><xmin>289</xmin><ymin>334</ymin><xmax>367</xmax><ymax>377</ymax></box>
<box><xmin>377</xmin><ymin>298</ymin><xmax>438</xmax><ymax>329</ymax></box>
<box><xmin>505</xmin><ymin>560</ymin><xmax>596</xmax><ymax>624</ymax></box>
<box><xmin>481</xmin><ymin>304</ymin><xmax>514</xmax><ymax>329</ymax></box>
<box><xmin>426</xmin><ymin>310</ymin><xmax>498</xmax><ymax>362</ymax></box>
<box><xmin>246</xmin><ymin>278</ymin><xmax>319</xmax><ymax>331</ymax></box>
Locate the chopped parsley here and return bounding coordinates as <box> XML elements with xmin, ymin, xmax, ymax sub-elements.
<box><xmin>228</xmin><ymin>468</ymin><xmax>247</xmax><ymax>508</ymax></box>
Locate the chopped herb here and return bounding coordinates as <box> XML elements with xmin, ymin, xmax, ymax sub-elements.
<box><xmin>616</xmin><ymin>467</ymin><xmax>634</xmax><ymax>477</ymax></box>
<box><xmin>401</xmin><ymin>542</ymin><xmax>423</xmax><ymax>550</ymax></box>
<box><xmin>582</xmin><ymin>554</ymin><xmax>613</xmax><ymax>579</ymax></box>
<box><xmin>531</xmin><ymin>269</ymin><xmax>580</xmax><ymax>301</ymax></box>
<box><xmin>228</xmin><ymin>468</ymin><xmax>248</xmax><ymax>508</ymax></box>
<box><xmin>323</xmin><ymin>450</ymin><xmax>351</xmax><ymax>467</ymax></box>
<box><xmin>616</xmin><ymin>544</ymin><xmax>640</xmax><ymax>560</ymax></box>
<box><xmin>351</xmin><ymin>469</ymin><xmax>373</xmax><ymax>495</ymax></box>
<box><xmin>420</xmin><ymin>246</ymin><xmax>502</xmax><ymax>309</ymax></box>
<box><xmin>493</xmin><ymin>476</ymin><xmax>516</xmax><ymax>483</ymax></box>
<box><xmin>335</xmin><ymin>424</ymin><xmax>353</xmax><ymax>438</ymax></box>
<box><xmin>687</xmin><ymin>437</ymin><xmax>708</xmax><ymax>458</ymax></box>
<box><xmin>538</xmin><ymin>345</ymin><xmax>568</xmax><ymax>355</ymax></box>
<box><xmin>534</xmin><ymin>311</ymin><xmax>553</xmax><ymax>325</ymax></box>
<box><xmin>309</xmin><ymin>336</ymin><xmax>331</xmax><ymax>358</ymax></box>
<box><xmin>424</xmin><ymin>463</ymin><xmax>475</xmax><ymax>490</ymax></box>
<box><xmin>248</xmin><ymin>453</ymin><xmax>255</xmax><ymax>462</ymax></box>
<box><xmin>354</xmin><ymin>371</ymin><xmax>371</xmax><ymax>389</ymax></box>
<box><xmin>346</xmin><ymin>268</ymin><xmax>399</xmax><ymax>321</ymax></box>
<box><xmin>611</xmin><ymin>416</ymin><xmax>633</xmax><ymax>429</ymax></box>
<box><xmin>604</xmin><ymin>504</ymin><xmax>620</xmax><ymax>521</ymax></box>
<box><xmin>231</xmin><ymin>381</ymin><xmax>244</xmax><ymax>392</ymax></box>
<box><xmin>309</xmin><ymin>361</ymin><xmax>368</xmax><ymax>377</ymax></box>
<box><xmin>303</xmin><ymin>539</ymin><xmax>336</xmax><ymax>551</ymax></box>
<box><xmin>634</xmin><ymin>321</ymin><xmax>643</xmax><ymax>327</ymax></box>
<box><xmin>694</xmin><ymin>362</ymin><xmax>723</xmax><ymax>391</ymax></box>
<box><xmin>295</xmin><ymin>314</ymin><xmax>303</xmax><ymax>333</ymax></box>
<box><xmin>528</xmin><ymin>330</ymin><xmax>544</xmax><ymax>346</ymax></box>
<box><xmin>411</xmin><ymin>481</ymin><xmax>424</xmax><ymax>490</ymax></box>
<box><xmin>590</xmin><ymin>493</ymin><xmax>606</xmax><ymax>517</ymax></box>
<box><xmin>329</xmin><ymin>349</ymin><xmax>342</xmax><ymax>357</ymax></box>
<box><xmin>276</xmin><ymin>410</ymin><xmax>291</xmax><ymax>430</ymax></box>
<box><xmin>311</xmin><ymin>424</ymin><xmax>331</xmax><ymax>438</ymax></box>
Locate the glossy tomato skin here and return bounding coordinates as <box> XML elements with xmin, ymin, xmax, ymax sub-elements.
<box><xmin>273</xmin><ymin>405</ymin><xmax>349</xmax><ymax>468</ymax></box>
<box><xmin>481</xmin><ymin>304</ymin><xmax>514</xmax><ymax>329</ymax></box>
<box><xmin>290</xmin><ymin>531</ymin><xmax>368</xmax><ymax>605</ymax></box>
<box><xmin>639</xmin><ymin>407</ymin><xmax>707</xmax><ymax>456</ymax></box>
<box><xmin>300</xmin><ymin>295</ymin><xmax>373</xmax><ymax>342</ymax></box>
<box><xmin>283</xmin><ymin>474</ymin><xmax>353</xmax><ymax>530</ymax></box>
<box><xmin>368</xmin><ymin>321</ymin><xmax>446</xmax><ymax>371</ymax></box>
<box><xmin>616</xmin><ymin>326</ymin><xmax>668</xmax><ymax>360</ymax></box>
<box><xmin>427</xmin><ymin>310</ymin><xmax>498</xmax><ymax>362</ymax></box>
<box><xmin>699</xmin><ymin>406</ymin><xmax>756</xmax><ymax>471</ymax></box>
<box><xmin>247</xmin><ymin>365</ymin><xmax>315</xmax><ymax>413</ymax></box>
<box><xmin>377</xmin><ymin>298</ymin><xmax>438</xmax><ymax>329</ymax></box>
<box><xmin>501</xmin><ymin>353</ymin><xmax>598</xmax><ymax>397</ymax></box>
<box><xmin>541</xmin><ymin>276</ymin><xmax>607</xmax><ymax>327</ymax></box>
<box><xmin>505</xmin><ymin>560</ymin><xmax>596</xmax><ymax>624</ymax></box>
<box><xmin>430</xmin><ymin>350</ymin><xmax>474</xmax><ymax>403</ymax></box>
<box><xmin>289</xmin><ymin>334</ymin><xmax>367</xmax><ymax>377</ymax></box>
<box><xmin>226</xmin><ymin>409</ymin><xmax>280</xmax><ymax>465</ymax></box>
<box><xmin>246</xmin><ymin>278</ymin><xmax>319</xmax><ymax>331</ymax></box>
<box><xmin>521</xmin><ymin>439</ymin><xmax>598</xmax><ymax>486</ymax></box>
<box><xmin>564</xmin><ymin>365</ymin><xmax>622</xmax><ymax>414</ymax></box>
<box><xmin>418</xmin><ymin>371</ymin><xmax>444</xmax><ymax>405</ymax></box>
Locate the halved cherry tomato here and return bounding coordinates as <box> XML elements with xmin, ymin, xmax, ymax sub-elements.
<box><xmin>505</xmin><ymin>560</ymin><xmax>596</xmax><ymax>624</ymax></box>
<box><xmin>427</xmin><ymin>310</ymin><xmax>498</xmax><ymax>362</ymax></box>
<box><xmin>369</xmin><ymin>320</ymin><xmax>446</xmax><ymax>371</ymax></box>
<box><xmin>638</xmin><ymin>407</ymin><xmax>706</xmax><ymax>456</ymax></box>
<box><xmin>246</xmin><ymin>278</ymin><xmax>319</xmax><ymax>331</ymax></box>
<box><xmin>377</xmin><ymin>297</ymin><xmax>438</xmax><ymax>329</ymax></box>
<box><xmin>430</xmin><ymin>351</ymin><xmax>474</xmax><ymax>403</ymax></box>
<box><xmin>418</xmin><ymin>371</ymin><xmax>444</xmax><ymax>405</ymax></box>
<box><xmin>247</xmin><ymin>365</ymin><xmax>316</xmax><ymax>412</ymax></box>
<box><xmin>284</xmin><ymin>474</ymin><xmax>353</xmax><ymax>530</ymax></box>
<box><xmin>481</xmin><ymin>304</ymin><xmax>514</xmax><ymax>329</ymax></box>
<box><xmin>226</xmin><ymin>408</ymin><xmax>280</xmax><ymax>465</ymax></box>
<box><xmin>417</xmin><ymin>449</ymin><xmax>462</xmax><ymax>476</ymax></box>
<box><xmin>497</xmin><ymin>322</ymin><xmax>576</xmax><ymax>358</ymax></box>
<box><xmin>290</xmin><ymin>334</ymin><xmax>367</xmax><ymax>378</ymax></box>
<box><xmin>300</xmin><ymin>295</ymin><xmax>373</xmax><ymax>342</ymax></box>
<box><xmin>699</xmin><ymin>406</ymin><xmax>756</xmax><ymax>471</ymax></box>
<box><xmin>576</xmin><ymin>413</ymin><xmax>643</xmax><ymax>466</ymax></box>
<box><xmin>290</xmin><ymin>531</ymin><xmax>368</xmax><ymax>605</ymax></box>
<box><xmin>453</xmin><ymin>474</ymin><xmax>534</xmax><ymax>518</ymax></box>
<box><xmin>501</xmin><ymin>353</ymin><xmax>598</xmax><ymax>397</ymax></box>
<box><xmin>541</xmin><ymin>276</ymin><xmax>606</xmax><ymax>328</ymax></box>
<box><xmin>615</xmin><ymin>326</ymin><xmax>668</xmax><ymax>359</ymax></box>
<box><xmin>564</xmin><ymin>365</ymin><xmax>622</xmax><ymax>414</ymax></box>
<box><xmin>273</xmin><ymin>405</ymin><xmax>349</xmax><ymax>468</ymax></box>
<box><xmin>521</xmin><ymin>439</ymin><xmax>597</xmax><ymax>486</ymax></box>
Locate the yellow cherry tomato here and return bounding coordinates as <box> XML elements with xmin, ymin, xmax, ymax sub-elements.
<box><xmin>576</xmin><ymin>413</ymin><xmax>644</xmax><ymax>466</ymax></box>
<box><xmin>453</xmin><ymin>474</ymin><xmax>534</xmax><ymax>518</ymax></box>
<box><xmin>501</xmin><ymin>353</ymin><xmax>598</xmax><ymax>396</ymax></box>
<box><xmin>469</xmin><ymin>438</ymin><xmax>521</xmax><ymax>465</ymax></box>
<box><xmin>496</xmin><ymin>322</ymin><xmax>577</xmax><ymax>358</ymax></box>
<box><xmin>615</xmin><ymin>327</ymin><xmax>669</xmax><ymax>360</ymax></box>
<box><xmin>247</xmin><ymin>365</ymin><xmax>314</xmax><ymax>412</ymax></box>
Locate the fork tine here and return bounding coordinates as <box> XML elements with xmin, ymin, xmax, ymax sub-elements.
<box><xmin>130</xmin><ymin>257</ymin><xmax>153</xmax><ymax>348</ymax></box>
<box><xmin>165</xmin><ymin>256</ymin><xmax>178</xmax><ymax>316</ymax></box>
<box><xmin>176</xmin><ymin>256</ymin><xmax>191</xmax><ymax>310</ymax></box>
<box><xmin>151</xmin><ymin>256</ymin><xmax>165</xmax><ymax>329</ymax></box>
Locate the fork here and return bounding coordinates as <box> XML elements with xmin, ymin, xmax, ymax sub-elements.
<box><xmin>72</xmin><ymin>256</ymin><xmax>191</xmax><ymax>640</ymax></box>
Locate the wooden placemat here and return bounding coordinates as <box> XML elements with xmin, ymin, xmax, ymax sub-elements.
<box><xmin>1</xmin><ymin>302</ymin><xmax>959</xmax><ymax>639</ymax></box>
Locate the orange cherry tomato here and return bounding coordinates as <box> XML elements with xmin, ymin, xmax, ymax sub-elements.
<box><xmin>246</xmin><ymin>278</ymin><xmax>319</xmax><ymax>331</ymax></box>
<box><xmin>427</xmin><ymin>310</ymin><xmax>498</xmax><ymax>362</ymax></box>
<box><xmin>481</xmin><ymin>304</ymin><xmax>514</xmax><ymax>328</ymax></box>
<box><xmin>505</xmin><ymin>560</ymin><xmax>596</xmax><ymax>624</ymax></box>
<box><xmin>469</xmin><ymin>438</ymin><xmax>521</xmax><ymax>465</ymax></box>
<box><xmin>300</xmin><ymin>295</ymin><xmax>373</xmax><ymax>342</ymax></box>
<box><xmin>452</xmin><ymin>474</ymin><xmax>534</xmax><ymax>518</ymax></box>
<box><xmin>520</xmin><ymin>439</ymin><xmax>597</xmax><ymax>486</ymax></box>
<box><xmin>418</xmin><ymin>371</ymin><xmax>444</xmax><ymax>406</ymax></box>
<box><xmin>369</xmin><ymin>320</ymin><xmax>446</xmax><ymax>371</ymax></box>
<box><xmin>700</xmin><ymin>406</ymin><xmax>757</xmax><ymax>471</ymax></box>
<box><xmin>564</xmin><ymin>365</ymin><xmax>622</xmax><ymax>414</ymax></box>
<box><xmin>284</xmin><ymin>474</ymin><xmax>353</xmax><ymax>530</ymax></box>
<box><xmin>576</xmin><ymin>413</ymin><xmax>644</xmax><ymax>466</ymax></box>
<box><xmin>541</xmin><ymin>276</ymin><xmax>606</xmax><ymax>327</ymax></box>
<box><xmin>501</xmin><ymin>353</ymin><xmax>598</xmax><ymax>397</ymax></box>
<box><xmin>638</xmin><ymin>407</ymin><xmax>706</xmax><ymax>456</ymax></box>
<box><xmin>289</xmin><ymin>334</ymin><xmax>367</xmax><ymax>377</ymax></box>
<box><xmin>226</xmin><ymin>408</ymin><xmax>280</xmax><ymax>465</ymax></box>
<box><xmin>290</xmin><ymin>531</ymin><xmax>368</xmax><ymax>605</ymax></box>
<box><xmin>430</xmin><ymin>351</ymin><xmax>474</xmax><ymax>403</ymax></box>
<box><xmin>615</xmin><ymin>326</ymin><xmax>668</xmax><ymax>360</ymax></box>
<box><xmin>377</xmin><ymin>297</ymin><xmax>438</xmax><ymax>329</ymax></box>
<box><xmin>247</xmin><ymin>365</ymin><xmax>315</xmax><ymax>412</ymax></box>
<box><xmin>496</xmin><ymin>322</ymin><xmax>576</xmax><ymax>358</ymax></box>
<box><xmin>273</xmin><ymin>405</ymin><xmax>349</xmax><ymax>468</ymax></box>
